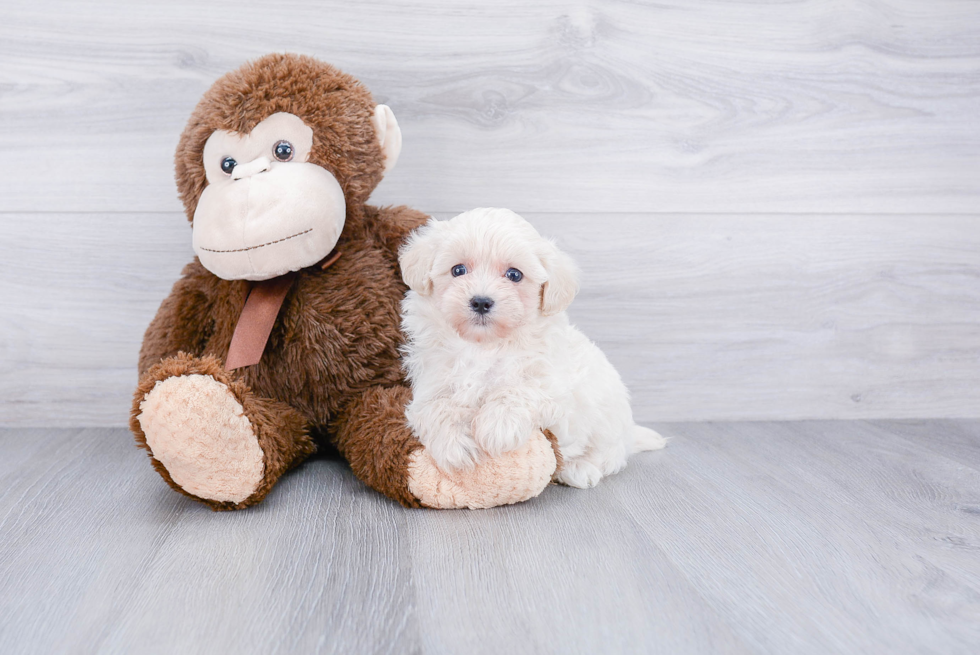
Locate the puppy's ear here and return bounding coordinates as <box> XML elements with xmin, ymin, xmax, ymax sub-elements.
<box><xmin>399</xmin><ymin>219</ymin><xmax>443</xmax><ymax>296</ymax></box>
<box><xmin>539</xmin><ymin>240</ymin><xmax>580</xmax><ymax>316</ymax></box>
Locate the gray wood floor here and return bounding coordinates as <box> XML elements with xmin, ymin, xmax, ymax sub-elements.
<box><xmin>1</xmin><ymin>421</ymin><xmax>977</xmax><ymax>654</ymax></box>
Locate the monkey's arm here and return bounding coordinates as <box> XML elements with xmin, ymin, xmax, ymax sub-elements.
<box><xmin>334</xmin><ymin>206</ymin><xmax>559</xmax><ymax>509</ymax></box>
<box><xmin>331</xmin><ymin>384</ymin><xmax>424</xmax><ymax>507</ymax></box>
<box><xmin>332</xmin><ymin>384</ymin><xmax>560</xmax><ymax>509</ymax></box>
<box><xmin>138</xmin><ymin>260</ymin><xmax>220</xmax><ymax>375</ymax></box>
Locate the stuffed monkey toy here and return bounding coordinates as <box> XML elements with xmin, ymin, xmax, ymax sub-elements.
<box><xmin>130</xmin><ymin>54</ymin><xmax>559</xmax><ymax>510</ymax></box>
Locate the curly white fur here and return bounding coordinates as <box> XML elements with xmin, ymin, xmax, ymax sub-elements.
<box><xmin>399</xmin><ymin>207</ymin><xmax>665</xmax><ymax>488</ymax></box>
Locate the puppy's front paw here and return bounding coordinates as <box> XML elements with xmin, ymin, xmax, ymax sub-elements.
<box><xmin>409</xmin><ymin>399</ymin><xmax>481</xmax><ymax>471</ymax></box>
<box><xmin>428</xmin><ymin>434</ymin><xmax>483</xmax><ymax>471</ymax></box>
<box><xmin>473</xmin><ymin>403</ymin><xmax>534</xmax><ymax>457</ymax></box>
<box><xmin>556</xmin><ymin>459</ymin><xmax>604</xmax><ymax>489</ymax></box>
<box><xmin>538</xmin><ymin>399</ymin><xmax>563</xmax><ymax>428</ymax></box>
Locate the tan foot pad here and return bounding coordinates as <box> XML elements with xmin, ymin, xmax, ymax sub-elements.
<box><xmin>407</xmin><ymin>430</ymin><xmax>557</xmax><ymax>510</ymax></box>
<box><xmin>137</xmin><ymin>374</ymin><xmax>264</xmax><ymax>503</ymax></box>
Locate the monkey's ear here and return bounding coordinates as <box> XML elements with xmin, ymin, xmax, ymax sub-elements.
<box><xmin>371</xmin><ymin>105</ymin><xmax>402</xmax><ymax>174</ymax></box>
<box><xmin>399</xmin><ymin>219</ymin><xmax>443</xmax><ymax>296</ymax></box>
<box><xmin>539</xmin><ymin>240</ymin><xmax>580</xmax><ymax>316</ymax></box>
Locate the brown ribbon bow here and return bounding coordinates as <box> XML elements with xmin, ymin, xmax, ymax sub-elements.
<box><xmin>225</xmin><ymin>249</ymin><xmax>342</xmax><ymax>371</ymax></box>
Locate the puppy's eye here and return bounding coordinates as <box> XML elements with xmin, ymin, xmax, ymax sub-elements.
<box><xmin>273</xmin><ymin>140</ymin><xmax>294</xmax><ymax>162</ymax></box>
<box><xmin>220</xmin><ymin>157</ymin><xmax>237</xmax><ymax>175</ymax></box>
<box><xmin>451</xmin><ymin>264</ymin><xmax>467</xmax><ymax>277</ymax></box>
<box><xmin>504</xmin><ymin>268</ymin><xmax>523</xmax><ymax>283</ymax></box>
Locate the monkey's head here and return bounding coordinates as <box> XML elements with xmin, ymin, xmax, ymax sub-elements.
<box><xmin>175</xmin><ymin>54</ymin><xmax>401</xmax><ymax>281</ymax></box>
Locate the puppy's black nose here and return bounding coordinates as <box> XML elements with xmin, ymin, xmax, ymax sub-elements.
<box><xmin>470</xmin><ymin>296</ymin><xmax>494</xmax><ymax>315</ymax></box>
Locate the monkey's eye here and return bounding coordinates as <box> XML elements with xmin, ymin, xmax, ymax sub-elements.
<box><xmin>273</xmin><ymin>140</ymin><xmax>294</xmax><ymax>162</ymax></box>
<box><xmin>504</xmin><ymin>268</ymin><xmax>523</xmax><ymax>282</ymax></box>
<box><xmin>220</xmin><ymin>157</ymin><xmax>237</xmax><ymax>175</ymax></box>
<box><xmin>451</xmin><ymin>264</ymin><xmax>467</xmax><ymax>277</ymax></box>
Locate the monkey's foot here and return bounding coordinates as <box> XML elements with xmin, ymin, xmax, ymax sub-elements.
<box><xmin>407</xmin><ymin>430</ymin><xmax>560</xmax><ymax>510</ymax></box>
<box><xmin>131</xmin><ymin>354</ymin><xmax>312</xmax><ymax>510</ymax></box>
<box><xmin>137</xmin><ymin>373</ymin><xmax>264</xmax><ymax>504</ymax></box>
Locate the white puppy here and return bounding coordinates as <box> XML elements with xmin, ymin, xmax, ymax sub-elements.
<box><xmin>398</xmin><ymin>207</ymin><xmax>666</xmax><ymax>488</ymax></box>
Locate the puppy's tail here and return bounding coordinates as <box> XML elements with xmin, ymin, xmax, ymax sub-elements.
<box><xmin>632</xmin><ymin>425</ymin><xmax>668</xmax><ymax>453</ymax></box>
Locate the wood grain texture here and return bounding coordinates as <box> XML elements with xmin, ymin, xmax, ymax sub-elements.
<box><xmin>540</xmin><ymin>212</ymin><xmax>980</xmax><ymax>423</ymax></box>
<box><xmin>2</xmin><ymin>211</ymin><xmax>978</xmax><ymax>426</ymax></box>
<box><xmin>619</xmin><ymin>421</ymin><xmax>980</xmax><ymax>653</ymax></box>
<box><xmin>1</xmin><ymin>421</ymin><xmax>978</xmax><ymax>654</ymax></box>
<box><xmin>2</xmin><ymin>1</ymin><xmax>979</xmax><ymax>424</ymax></box>
<box><xmin>1</xmin><ymin>0</ymin><xmax>979</xmax><ymax>213</ymax></box>
<box><xmin>0</xmin><ymin>213</ymin><xmax>193</xmax><ymax>426</ymax></box>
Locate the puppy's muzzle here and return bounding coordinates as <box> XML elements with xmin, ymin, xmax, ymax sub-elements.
<box><xmin>469</xmin><ymin>296</ymin><xmax>494</xmax><ymax>315</ymax></box>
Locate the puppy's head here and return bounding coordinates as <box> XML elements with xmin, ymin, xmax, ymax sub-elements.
<box><xmin>399</xmin><ymin>208</ymin><xmax>579</xmax><ymax>342</ymax></box>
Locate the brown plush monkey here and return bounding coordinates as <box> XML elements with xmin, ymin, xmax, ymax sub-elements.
<box><xmin>130</xmin><ymin>54</ymin><xmax>559</xmax><ymax>510</ymax></box>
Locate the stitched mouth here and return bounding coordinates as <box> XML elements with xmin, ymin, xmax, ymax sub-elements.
<box><xmin>199</xmin><ymin>228</ymin><xmax>313</xmax><ymax>253</ymax></box>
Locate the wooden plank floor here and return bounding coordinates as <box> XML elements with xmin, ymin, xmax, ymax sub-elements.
<box><xmin>1</xmin><ymin>421</ymin><xmax>978</xmax><ymax>654</ymax></box>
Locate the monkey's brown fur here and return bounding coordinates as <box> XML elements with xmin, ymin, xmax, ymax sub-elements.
<box><xmin>130</xmin><ymin>54</ymin><xmax>433</xmax><ymax>509</ymax></box>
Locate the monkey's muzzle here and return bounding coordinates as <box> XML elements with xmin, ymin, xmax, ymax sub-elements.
<box><xmin>192</xmin><ymin>160</ymin><xmax>346</xmax><ymax>281</ymax></box>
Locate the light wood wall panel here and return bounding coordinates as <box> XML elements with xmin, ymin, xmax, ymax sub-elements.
<box><xmin>1</xmin><ymin>0</ymin><xmax>979</xmax><ymax>214</ymax></box>
<box><xmin>2</xmin><ymin>1</ymin><xmax>978</xmax><ymax>425</ymax></box>
<box><xmin>2</xmin><ymin>212</ymin><xmax>977</xmax><ymax>426</ymax></box>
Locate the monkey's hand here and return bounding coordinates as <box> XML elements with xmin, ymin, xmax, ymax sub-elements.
<box><xmin>407</xmin><ymin>429</ymin><xmax>559</xmax><ymax>510</ymax></box>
